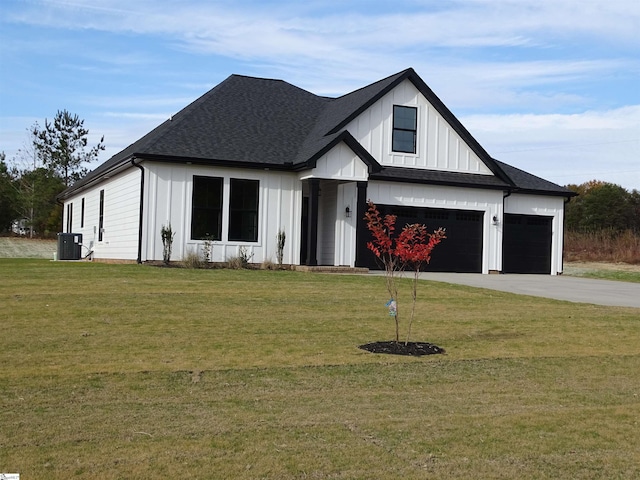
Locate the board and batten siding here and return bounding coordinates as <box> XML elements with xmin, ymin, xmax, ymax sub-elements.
<box><xmin>505</xmin><ymin>193</ymin><xmax>566</xmax><ymax>275</ymax></box>
<box><xmin>335</xmin><ymin>182</ymin><xmax>358</xmax><ymax>267</ymax></box>
<box><xmin>62</xmin><ymin>168</ymin><xmax>142</xmax><ymax>260</ymax></box>
<box><xmin>346</xmin><ymin>79</ymin><xmax>493</xmax><ymax>175</ymax></box>
<box><xmin>302</xmin><ymin>142</ymin><xmax>369</xmax><ymax>181</ymax></box>
<box><xmin>367</xmin><ymin>180</ymin><xmax>504</xmax><ymax>274</ymax></box>
<box><xmin>142</xmin><ymin>163</ymin><xmax>301</xmax><ymax>265</ymax></box>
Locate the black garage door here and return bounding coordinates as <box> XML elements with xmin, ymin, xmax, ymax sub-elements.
<box><xmin>357</xmin><ymin>205</ymin><xmax>483</xmax><ymax>273</ymax></box>
<box><xmin>503</xmin><ymin>214</ymin><xmax>552</xmax><ymax>274</ymax></box>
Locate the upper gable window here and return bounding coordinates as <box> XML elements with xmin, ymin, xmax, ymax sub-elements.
<box><xmin>392</xmin><ymin>105</ymin><xmax>417</xmax><ymax>154</ymax></box>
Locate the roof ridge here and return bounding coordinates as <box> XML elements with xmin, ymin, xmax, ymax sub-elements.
<box><xmin>333</xmin><ymin>68</ymin><xmax>413</xmax><ymax>100</ymax></box>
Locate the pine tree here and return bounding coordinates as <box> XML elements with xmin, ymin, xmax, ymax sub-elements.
<box><xmin>32</xmin><ymin>110</ymin><xmax>105</xmax><ymax>187</ymax></box>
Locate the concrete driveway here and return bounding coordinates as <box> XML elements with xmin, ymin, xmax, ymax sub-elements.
<box><xmin>413</xmin><ymin>272</ymin><xmax>640</xmax><ymax>309</ymax></box>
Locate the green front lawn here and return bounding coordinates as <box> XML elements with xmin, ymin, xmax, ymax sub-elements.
<box><xmin>2</xmin><ymin>259</ymin><xmax>639</xmax><ymax>479</ymax></box>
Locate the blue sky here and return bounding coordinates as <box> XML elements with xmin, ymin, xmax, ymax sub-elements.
<box><xmin>1</xmin><ymin>0</ymin><xmax>639</xmax><ymax>190</ymax></box>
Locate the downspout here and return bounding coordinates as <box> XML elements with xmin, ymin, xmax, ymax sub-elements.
<box><xmin>131</xmin><ymin>157</ymin><xmax>145</xmax><ymax>264</ymax></box>
<box><xmin>55</xmin><ymin>197</ymin><xmax>64</xmax><ymax>232</ymax></box>
<box><xmin>502</xmin><ymin>189</ymin><xmax>512</xmax><ymax>213</ymax></box>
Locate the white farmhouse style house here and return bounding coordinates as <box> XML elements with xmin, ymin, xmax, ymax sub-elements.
<box><xmin>57</xmin><ymin>68</ymin><xmax>575</xmax><ymax>274</ymax></box>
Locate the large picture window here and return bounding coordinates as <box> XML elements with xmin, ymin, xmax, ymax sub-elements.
<box><xmin>392</xmin><ymin>105</ymin><xmax>417</xmax><ymax>154</ymax></box>
<box><xmin>191</xmin><ymin>176</ymin><xmax>223</xmax><ymax>240</ymax></box>
<box><xmin>229</xmin><ymin>179</ymin><xmax>259</xmax><ymax>242</ymax></box>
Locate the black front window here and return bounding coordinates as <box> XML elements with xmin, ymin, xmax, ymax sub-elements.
<box><xmin>392</xmin><ymin>105</ymin><xmax>417</xmax><ymax>154</ymax></box>
<box><xmin>191</xmin><ymin>176</ymin><xmax>223</xmax><ymax>240</ymax></box>
<box><xmin>228</xmin><ymin>179</ymin><xmax>259</xmax><ymax>242</ymax></box>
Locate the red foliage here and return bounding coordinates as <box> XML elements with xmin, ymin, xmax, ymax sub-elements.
<box><xmin>364</xmin><ymin>201</ymin><xmax>446</xmax><ymax>268</ymax></box>
<box><xmin>364</xmin><ymin>200</ymin><xmax>446</xmax><ymax>344</ymax></box>
<box><xmin>363</xmin><ymin>202</ymin><xmax>396</xmax><ymax>259</ymax></box>
<box><xmin>395</xmin><ymin>223</ymin><xmax>446</xmax><ymax>266</ymax></box>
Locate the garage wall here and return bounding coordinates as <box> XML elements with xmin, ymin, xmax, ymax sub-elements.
<box><xmin>367</xmin><ymin>180</ymin><xmax>504</xmax><ymax>273</ymax></box>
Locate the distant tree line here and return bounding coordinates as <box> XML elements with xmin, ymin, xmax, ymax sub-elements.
<box><xmin>565</xmin><ymin>180</ymin><xmax>640</xmax><ymax>233</ymax></box>
<box><xmin>0</xmin><ymin>110</ymin><xmax>104</xmax><ymax>237</ymax></box>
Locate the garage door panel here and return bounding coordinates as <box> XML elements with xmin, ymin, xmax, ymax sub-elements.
<box><xmin>503</xmin><ymin>214</ymin><xmax>552</xmax><ymax>274</ymax></box>
<box><xmin>358</xmin><ymin>206</ymin><xmax>483</xmax><ymax>273</ymax></box>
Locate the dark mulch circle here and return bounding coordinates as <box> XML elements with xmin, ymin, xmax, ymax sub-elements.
<box><xmin>359</xmin><ymin>341</ymin><xmax>446</xmax><ymax>356</ymax></box>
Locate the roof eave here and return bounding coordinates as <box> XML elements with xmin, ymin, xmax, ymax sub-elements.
<box><xmin>136</xmin><ymin>153</ymin><xmax>296</xmax><ymax>171</ymax></box>
<box><xmin>369</xmin><ymin>172</ymin><xmax>511</xmax><ymax>191</ymax></box>
<box><xmin>57</xmin><ymin>154</ymin><xmax>136</xmax><ymax>200</ymax></box>
<box><xmin>509</xmin><ymin>187</ymin><xmax>578</xmax><ymax>198</ymax></box>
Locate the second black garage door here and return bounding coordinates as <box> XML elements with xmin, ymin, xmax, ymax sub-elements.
<box><xmin>357</xmin><ymin>205</ymin><xmax>484</xmax><ymax>273</ymax></box>
<box><xmin>503</xmin><ymin>214</ymin><xmax>552</xmax><ymax>274</ymax></box>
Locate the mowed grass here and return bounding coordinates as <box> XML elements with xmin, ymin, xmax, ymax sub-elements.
<box><xmin>1</xmin><ymin>259</ymin><xmax>639</xmax><ymax>479</ymax></box>
<box><xmin>574</xmin><ymin>269</ymin><xmax>640</xmax><ymax>284</ymax></box>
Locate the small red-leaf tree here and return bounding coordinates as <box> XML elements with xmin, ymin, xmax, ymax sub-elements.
<box><xmin>365</xmin><ymin>201</ymin><xmax>446</xmax><ymax>344</ymax></box>
<box><xmin>364</xmin><ymin>201</ymin><xmax>401</xmax><ymax>342</ymax></box>
<box><xmin>395</xmin><ymin>223</ymin><xmax>446</xmax><ymax>344</ymax></box>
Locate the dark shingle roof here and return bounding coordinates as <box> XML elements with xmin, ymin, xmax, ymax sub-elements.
<box><xmin>59</xmin><ymin>69</ymin><xmax>574</xmax><ymax>199</ymax></box>
<box><xmin>493</xmin><ymin>159</ymin><xmax>576</xmax><ymax>196</ymax></box>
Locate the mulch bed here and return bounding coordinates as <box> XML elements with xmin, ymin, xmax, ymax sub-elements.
<box><xmin>359</xmin><ymin>341</ymin><xmax>446</xmax><ymax>356</ymax></box>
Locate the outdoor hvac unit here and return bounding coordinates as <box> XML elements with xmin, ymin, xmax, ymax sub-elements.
<box><xmin>57</xmin><ymin>233</ymin><xmax>83</xmax><ymax>260</ymax></box>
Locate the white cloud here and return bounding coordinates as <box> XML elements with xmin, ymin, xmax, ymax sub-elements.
<box><xmin>462</xmin><ymin>106</ymin><xmax>640</xmax><ymax>189</ymax></box>
<box><xmin>2</xmin><ymin>0</ymin><xmax>639</xmax><ymax>190</ymax></box>
<box><xmin>11</xmin><ymin>1</ymin><xmax>640</xmax><ymax>60</ymax></box>
<box><xmin>8</xmin><ymin>0</ymin><xmax>636</xmax><ymax>115</ymax></box>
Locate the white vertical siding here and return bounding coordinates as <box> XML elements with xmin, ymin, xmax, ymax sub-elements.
<box><xmin>335</xmin><ymin>182</ymin><xmax>358</xmax><ymax>267</ymax></box>
<box><xmin>318</xmin><ymin>181</ymin><xmax>337</xmax><ymax>265</ymax></box>
<box><xmin>145</xmin><ymin>163</ymin><xmax>302</xmax><ymax>265</ymax></box>
<box><xmin>346</xmin><ymin>79</ymin><xmax>493</xmax><ymax>176</ymax></box>
<box><xmin>301</xmin><ymin>143</ymin><xmax>369</xmax><ymax>181</ymax></box>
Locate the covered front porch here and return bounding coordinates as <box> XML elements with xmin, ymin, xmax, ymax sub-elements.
<box><xmin>299</xmin><ymin>178</ymin><xmax>369</xmax><ymax>268</ymax></box>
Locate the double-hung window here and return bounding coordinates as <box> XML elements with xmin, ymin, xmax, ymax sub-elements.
<box><xmin>191</xmin><ymin>176</ymin><xmax>223</xmax><ymax>240</ymax></box>
<box><xmin>392</xmin><ymin>105</ymin><xmax>417</xmax><ymax>154</ymax></box>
